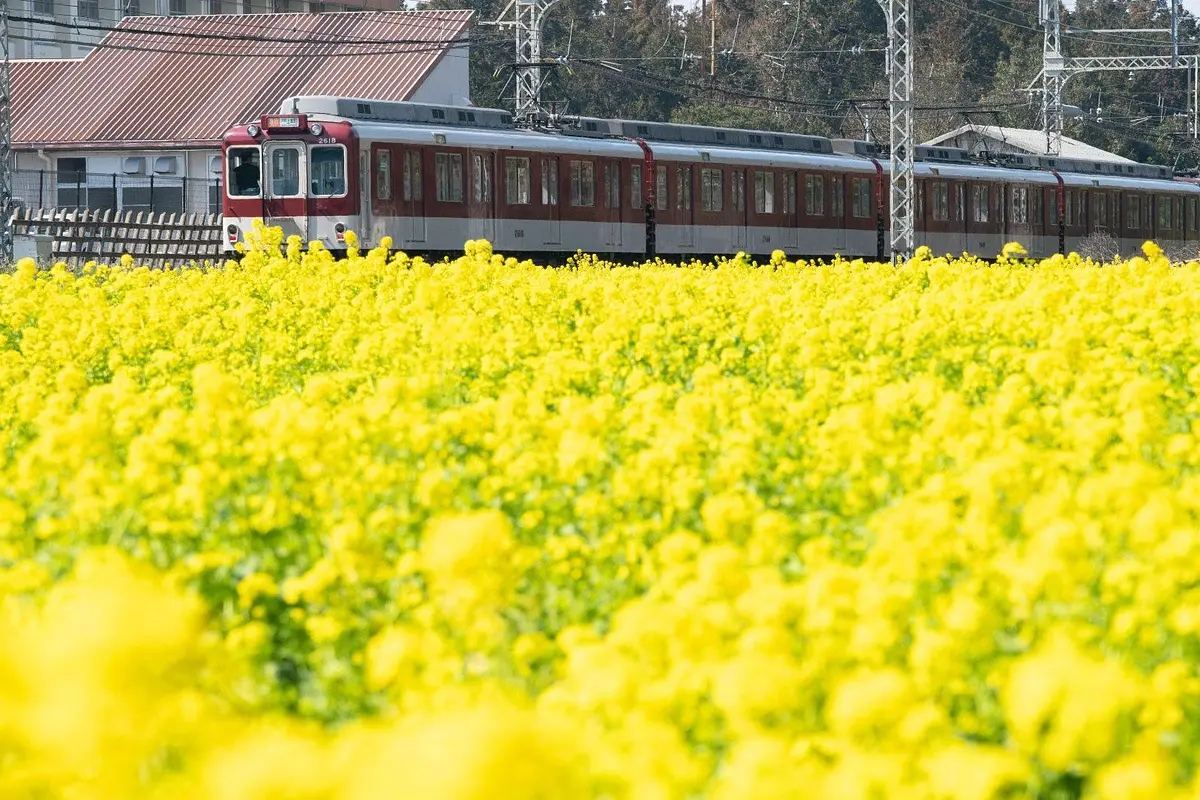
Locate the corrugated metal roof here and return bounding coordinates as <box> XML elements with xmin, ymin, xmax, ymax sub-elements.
<box><xmin>13</xmin><ymin>9</ymin><xmax>473</xmax><ymax>148</ymax></box>
<box><xmin>12</xmin><ymin>60</ymin><xmax>79</xmax><ymax>141</ymax></box>
<box><xmin>923</xmin><ymin>124</ymin><xmax>1137</xmax><ymax>165</ymax></box>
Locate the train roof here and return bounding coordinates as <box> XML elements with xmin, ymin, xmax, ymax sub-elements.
<box><xmin>270</xmin><ymin>96</ymin><xmax>1187</xmax><ymax>189</ymax></box>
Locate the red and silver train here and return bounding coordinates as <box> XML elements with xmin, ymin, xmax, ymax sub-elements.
<box><xmin>221</xmin><ymin>95</ymin><xmax>1200</xmax><ymax>260</ymax></box>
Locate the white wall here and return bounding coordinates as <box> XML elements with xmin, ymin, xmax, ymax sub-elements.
<box><xmin>408</xmin><ymin>38</ymin><xmax>471</xmax><ymax>106</ymax></box>
<box><xmin>13</xmin><ymin>147</ymin><xmax>222</xmax><ymax>215</ymax></box>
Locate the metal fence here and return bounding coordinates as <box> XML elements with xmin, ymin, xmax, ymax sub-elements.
<box><xmin>13</xmin><ymin>207</ymin><xmax>225</xmax><ymax>268</ymax></box>
<box><xmin>13</xmin><ymin>169</ymin><xmax>222</xmax><ymax>217</ymax></box>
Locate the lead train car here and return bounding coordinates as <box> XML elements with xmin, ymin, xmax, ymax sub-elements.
<box><xmin>221</xmin><ymin>96</ymin><xmax>1200</xmax><ymax>260</ymax></box>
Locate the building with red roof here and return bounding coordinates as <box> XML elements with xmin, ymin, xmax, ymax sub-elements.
<box><xmin>11</xmin><ymin>9</ymin><xmax>473</xmax><ymax>214</ymax></box>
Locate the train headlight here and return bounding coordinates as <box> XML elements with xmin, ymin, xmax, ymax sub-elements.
<box><xmin>246</xmin><ymin>124</ymin><xmax>261</xmax><ymax>138</ymax></box>
<box><xmin>226</xmin><ymin>223</ymin><xmax>239</xmax><ymax>245</ymax></box>
<box><xmin>308</xmin><ymin>123</ymin><xmax>324</xmax><ymax>137</ymax></box>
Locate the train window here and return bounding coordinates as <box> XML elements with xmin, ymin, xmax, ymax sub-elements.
<box><xmin>376</xmin><ymin>150</ymin><xmax>392</xmax><ymax>201</ymax></box>
<box><xmin>1049</xmin><ymin>191</ymin><xmax>1058</xmax><ymax>225</ymax></box>
<box><xmin>605</xmin><ymin>163</ymin><xmax>621</xmax><ymax>210</ymax></box>
<box><xmin>932</xmin><ymin>182</ymin><xmax>949</xmax><ymax>221</ymax></box>
<box><xmin>916</xmin><ymin>184</ymin><xmax>924</xmax><ymax>221</ymax></box>
<box><xmin>1189</xmin><ymin>198</ymin><xmax>1198</xmax><ymax>232</ymax></box>
<box><xmin>1030</xmin><ymin>186</ymin><xmax>1042</xmax><ymax>225</ymax></box>
<box><xmin>270</xmin><ymin>148</ymin><xmax>301</xmax><ymax>198</ymax></box>
<box><xmin>954</xmin><ymin>184</ymin><xmax>965</xmax><ymax>222</ymax></box>
<box><xmin>505</xmin><ymin>157</ymin><xmax>531</xmax><ymax>205</ymax></box>
<box><xmin>732</xmin><ymin>171</ymin><xmax>746</xmax><ymax>213</ymax></box>
<box><xmin>435</xmin><ymin>153</ymin><xmax>463</xmax><ymax>203</ymax></box>
<box><xmin>656</xmin><ymin>166</ymin><xmax>668</xmax><ymax>211</ymax></box>
<box><xmin>676</xmin><ymin>167</ymin><xmax>692</xmax><ymax>211</ymax></box>
<box><xmin>403</xmin><ymin>151</ymin><xmax>422</xmax><ymax>202</ymax></box>
<box><xmin>472</xmin><ymin>154</ymin><xmax>491</xmax><ymax>203</ymax></box>
<box><xmin>1094</xmin><ymin>192</ymin><xmax>1107</xmax><ymax>228</ymax></box>
<box><xmin>972</xmin><ymin>185</ymin><xmax>989</xmax><ymax>223</ymax></box>
<box><xmin>1159</xmin><ymin>196</ymin><xmax>1173</xmax><ymax>230</ymax></box>
<box><xmin>830</xmin><ymin>176</ymin><xmax>843</xmax><ymax>218</ymax></box>
<box><xmin>1064</xmin><ymin>191</ymin><xmax>1074</xmax><ymax>227</ymax></box>
<box><xmin>701</xmin><ymin>168</ymin><xmax>723</xmax><ymax>212</ymax></box>
<box><xmin>541</xmin><ymin>158</ymin><xmax>558</xmax><ymax>205</ymax></box>
<box><xmin>630</xmin><ymin>164</ymin><xmax>643</xmax><ymax>210</ymax></box>
<box><xmin>852</xmin><ymin>178</ymin><xmax>870</xmax><ymax>218</ymax></box>
<box><xmin>755</xmin><ymin>171</ymin><xmax>775</xmax><ymax>214</ymax></box>
<box><xmin>310</xmin><ymin>146</ymin><xmax>346</xmax><ymax>197</ymax></box>
<box><xmin>1072</xmin><ymin>191</ymin><xmax>1086</xmax><ymax>227</ymax></box>
<box><xmin>805</xmin><ymin>175</ymin><xmax>824</xmax><ymax>216</ymax></box>
<box><xmin>570</xmin><ymin>160</ymin><xmax>595</xmax><ymax>207</ymax></box>
<box><xmin>1126</xmin><ymin>193</ymin><xmax>1140</xmax><ymax>228</ymax></box>
<box><xmin>227</xmin><ymin>147</ymin><xmax>261</xmax><ymax>198</ymax></box>
<box><xmin>1010</xmin><ymin>186</ymin><xmax>1028</xmax><ymax>225</ymax></box>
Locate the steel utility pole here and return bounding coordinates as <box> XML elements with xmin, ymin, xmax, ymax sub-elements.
<box><xmin>1040</xmin><ymin>0</ymin><xmax>1065</xmax><ymax>155</ymax></box>
<box><xmin>1035</xmin><ymin>1</ymin><xmax>1187</xmax><ymax>155</ymax></box>
<box><xmin>490</xmin><ymin>0</ymin><xmax>561</xmax><ymax>125</ymax></box>
<box><xmin>1</xmin><ymin>0</ymin><xmax>13</xmax><ymax>263</ymax></box>
<box><xmin>876</xmin><ymin>0</ymin><xmax>914</xmax><ymax>261</ymax></box>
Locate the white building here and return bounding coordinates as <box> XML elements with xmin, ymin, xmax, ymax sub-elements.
<box><xmin>11</xmin><ymin>9</ymin><xmax>473</xmax><ymax>214</ymax></box>
<box><xmin>923</xmin><ymin>124</ymin><xmax>1136</xmax><ymax>165</ymax></box>
<box><xmin>11</xmin><ymin>0</ymin><xmax>404</xmax><ymax>61</ymax></box>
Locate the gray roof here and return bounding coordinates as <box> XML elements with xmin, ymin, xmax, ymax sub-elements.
<box><xmin>922</xmin><ymin>124</ymin><xmax>1136</xmax><ymax>165</ymax></box>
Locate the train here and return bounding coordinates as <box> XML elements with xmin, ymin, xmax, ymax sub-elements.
<box><xmin>220</xmin><ymin>95</ymin><xmax>1200</xmax><ymax>260</ymax></box>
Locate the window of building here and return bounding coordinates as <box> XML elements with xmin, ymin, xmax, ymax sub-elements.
<box><xmin>630</xmin><ymin>163</ymin><xmax>643</xmax><ymax>210</ymax></box>
<box><xmin>471</xmin><ymin>154</ymin><xmax>491</xmax><ymax>203</ymax></box>
<box><xmin>830</xmin><ymin>175</ymin><xmax>844</xmax><ymax>218</ymax></box>
<box><xmin>805</xmin><ymin>175</ymin><xmax>825</xmax><ymax>216</ymax></box>
<box><xmin>269</xmin><ymin>148</ymin><xmax>301</xmax><ymax>197</ymax></box>
<box><xmin>733</xmin><ymin>171</ymin><xmax>746</xmax><ymax>213</ymax></box>
<box><xmin>505</xmin><ymin>157</ymin><xmax>531</xmax><ymax>205</ymax></box>
<box><xmin>79</xmin><ymin>0</ymin><xmax>101</xmax><ymax>19</ymax></box>
<box><xmin>676</xmin><ymin>166</ymin><xmax>692</xmax><ymax>211</ymax></box>
<box><xmin>754</xmin><ymin>171</ymin><xmax>775</xmax><ymax>214</ymax></box>
<box><xmin>932</xmin><ymin>182</ymin><xmax>949</xmax><ymax>222</ymax></box>
<box><xmin>169</xmin><ymin>0</ymin><xmax>187</xmax><ymax>14</ymax></box>
<box><xmin>605</xmin><ymin>162</ymin><xmax>620</xmax><ymax>210</ymax></box>
<box><xmin>972</xmin><ymin>184</ymin><xmax>989</xmax><ymax>223</ymax></box>
<box><xmin>309</xmin><ymin>146</ymin><xmax>346</xmax><ymax>197</ymax></box>
<box><xmin>403</xmin><ymin>151</ymin><xmax>422</xmax><ymax>201</ymax></box>
<box><xmin>852</xmin><ymin>178</ymin><xmax>871</xmax><ymax>218</ymax></box>
<box><xmin>55</xmin><ymin>157</ymin><xmax>87</xmax><ymax>207</ymax></box>
<box><xmin>1010</xmin><ymin>185</ymin><xmax>1028</xmax><ymax>224</ymax></box>
<box><xmin>1126</xmin><ymin>193</ymin><xmax>1140</xmax><ymax>228</ymax></box>
<box><xmin>375</xmin><ymin>150</ymin><xmax>392</xmax><ymax>201</ymax></box>
<box><xmin>32</xmin><ymin>0</ymin><xmax>54</xmax><ymax>15</ymax></box>
<box><xmin>207</xmin><ymin>0</ymin><xmax>225</xmax><ymax>12</ymax></box>
<box><xmin>1159</xmin><ymin>196</ymin><xmax>1173</xmax><ymax>230</ymax></box>
<box><xmin>700</xmin><ymin>168</ymin><xmax>723</xmax><ymax>212</ymax></box>
<box><xmin>570</xmin><ymin>160</ymin><xmax>595</xmax><ymax>207</ymax></box>
<box><xmin>541</xmin><ymin>158</ymin><xmax>558</xmax><ymax>205</ymax></box>
<box><xmin>435</xmin><ymin>153</ymin><xmax>463</xmax><ymax>203</ymax></box>
<box><xmin>656</xmin><ymin>166</ymin><xmax>668</xmax><ymax>211</ymax></box>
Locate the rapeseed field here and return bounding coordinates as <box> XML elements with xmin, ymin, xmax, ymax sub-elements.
<box><xmin>1</xmin><ymin>226</ymin><xmax>1198</xmax><ymax>798</ymax></box>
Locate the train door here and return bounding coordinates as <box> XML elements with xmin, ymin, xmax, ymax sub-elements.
<box><xmin>541</xmin><ymin>156</ymin><xmax>561</xmax><ymax>245</ymax></box>
<box><xmin>731</xmin><ymin>169</ymin><xmax>748</xmax><ymax>252</ymax></box>
<box><xmin>604</xmin><ymin>160</ymin><xmax>623</xmax><ymax>250</ymax></box>
<box><xmin>357</xmin><ymin>149</ymin><xmax>372</xmax><ymax>243</ymax></box>
<box><xmin>469</xmin><ymin>150</ymin><xmax>496</xmax><ymax>243</ymax></box>
<box><xmin>401</xmin><ymin>149</ymin><xmax>426</xmax><ymax>243</ymax></box>
<box><xmin>677</xmin><ymin>165</ymin><xmax>695</xmax><ymax>249</ymax></box>
<box><xmin>263</xmin><ymin>141</ymin><xmax>307</xmax><ymax>241</ymax></box>
<box><xmin>783</xmin><ymin>171</ymin><xmax>799</xmax><ymax>250</ymax></box>
<box><xmin>831</xmin><ymin>175</ymin><xmax>847</xmax><ymax>253</ymax></box>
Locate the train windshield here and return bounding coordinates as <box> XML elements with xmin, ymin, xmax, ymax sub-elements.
<box><xmin>310</xmin><ymin>146</ymin><xmax>346</xmax><ymax>197</ymax></box>
<box><xmin>227</xmin><ymin>147</ymin><xmax>261</xmax><ymax>198</ymax></box>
